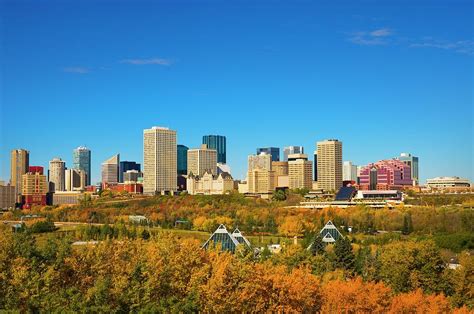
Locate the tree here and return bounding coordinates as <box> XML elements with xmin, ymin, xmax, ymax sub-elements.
<box><xmin>402</xmin><ymin>213</ymin><xmax>413</xmax><ymax>235</ymax></box>
<box><xmin>141</xmin><ymin>229</ymin><xmax>151</xmax><ymax>240</ymax></box>
<box><xmin>309</xmin><ymin>234</ymin><xmax>325</xmax><ymax>256</ymax></box>
<box><xmin>272</xmin><ymin>190</ymin><xmax>287</xmax><ymax>201</ymax></box>
<box><xmin>334</xmin><ymin>237</ymin><xmax>355</xmax><ymax>272</ymax></box>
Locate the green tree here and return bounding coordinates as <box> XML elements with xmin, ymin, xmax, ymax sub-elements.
<box><xmin>309</xmin><ymin>234</ymin><xmax>325</xmax><ymax>256</ymax></box>
<box><xmin>334</xmin><ymin>237</ymin><xmax>355</xmax><ymax>272</ymax></box>
<box><xmin>402</xmin><ymin>213</ymin><xmax>413</xmax><ymax>235</ymax></box>
<box><xmin>272</xmin><ymin>190</ymin><xmax>287</xmax><ymax>201</ymax></box>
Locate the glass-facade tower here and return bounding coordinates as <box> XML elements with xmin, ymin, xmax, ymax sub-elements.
<box><xmin>73</xmin><ymin>146</ymin><xmax>91</xmax><ymax>186</ymax></box>
<box><xmin>256</xmin><ymin>147</ymin><xmax>280</xmax><ymax>162</ymax></box>
<box><xmin>177</xmin><ymin>145</ymin><xmax>189</xmax><ymax>175</ymax></box>
<box><xmin>119</xmin><ymin>161</ymin><xmax>141</xmax><ymax>183</ymax></box>
<box><xmin>202</xmin><ymin>135</ymin><xmax>226</xmax><ymax>164</ymax></box>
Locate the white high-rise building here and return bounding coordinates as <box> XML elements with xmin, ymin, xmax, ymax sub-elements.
<box><xmin>143</xmin><ymin>126</ymin><xmax>177</xmax><ymax>195</ymax></box>
<box><xmin>288</xmin><ymin>154</ymin><xmax>313</xmax><ymax>189</ymax></box>
<box><xmin>343</xmin><ymin>161</ymin><xmax>358</xmax><ymax>182</ymax></box>
<box><xmin>101</xmin><ymin>154</ymin><xmax>120</xmax><ymax>185</ymax></box>
<box><xmin>316</xmin><ymin>139</ymin><xmax>343</xmax><ymax>191</ymax></box>
<box><xmin>49</xmin><ymin>158</ymin><xmax>66</xmax><ymax>192</ymax></box>
<box><xmin>283</xmin><ymin>146</ymin><xmax>304</xmax><ymax>161</ymax></box>
<box><xmin>65</xmin><ymin>169</ymin><xmax>86</xmax><ymax>191</ymax></box>
<box><xmin>187</xmin><ymin>144</ymin><xmax>217</xmax><ymax>176</ymax></box>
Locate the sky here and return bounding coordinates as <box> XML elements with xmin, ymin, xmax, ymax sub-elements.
<box><xmin>1</xmin><ymin>0</ymin><xmax>473</xmax><ymax>184</ymax></box>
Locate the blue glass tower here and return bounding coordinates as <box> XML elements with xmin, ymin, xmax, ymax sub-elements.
<box><xmin>202</xmin><ymin>135</ymin><xmax>226</xmax><ymax>164</ymax></box>
<box><xmin>177</xmin><ymin>144</ymin><xmax>189</xmax><ymax>175</ymax></box>
<box><xmin>73</xmin><ymin>146</ymin><xmax>91</xmax><ymax>186</ymax></box>
<box><xmin>256</xmin><ymin>147</ymin><xmax>280</xmax><ymax>162</ymax></box>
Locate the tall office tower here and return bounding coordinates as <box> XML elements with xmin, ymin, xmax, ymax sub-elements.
<box><xmin>313</xmin><ymin>150</ymin><xmax>318</xmax><ymax>181</ymax></box>
<box><xmin>118</xmin><ymin>161</ymin><xmax>141</xmax><ymax>183</ymax></box>
<box><xmin>65</xmin><ymin>169</ymin><xmax>86</xmax><ymax>191</ymax></box>
<box><xmin>177</xmin><ymin>145</ymin><xmax>189</xmax><ymax>176</ymax></box>
<box><xmin>143</xmin><ymin>126</ymin><xmax>177</xmax><ymax>195</ymax></box>
<box><xmin>22</xmin><ymin>171</ymin><xmax>48</xmax><ymax>207</ymax></box>
<box><xmin>288</xmin><ymin>154</ymin><xmax>313</xmax><ymax>189</ymax></box>
<box><xmin>283</xmin><ymin>146</ymin><xmax>304</xmax><ymax>161</ymax></box>
<box><xmin>248</xmin><ymin>152</ymin><xmax>272</xmax><ymax>171</ymax></box>
<box><xmin>343</xmin><ymin>161</ymin><xmax>358</xmax><ymax>182</ymax></box>
<box><xmin>256</xmin><ymin>147</ymin><xmax>280</xmax><ymax>162</ymax></box>
<box><xmin>202</xmin><ymin>135</ymin><xmax>226</xmax><ymax>164</ymax></box>
<box><xmin>397</xmin><ymin>153</ymin><xmax>419</xmax><ymax>186</ymax></box>
<box><xmin>10</xmin><ymin>149</ymin><xmax>29</xmax><ymax>201</ymax></box>
<box><xmin>316</xmin><ymin>139</ymin><xmax>343</xmax><ymax>191</ymax></box>
<box><xmin>187</xmin><ymin>144</ymin><xmax>217</xmax><ymax>176</ymax></box>
<box><xmin>101</xmin><ymin>154</ymin><xmax>120</xmax><ymax>185</ymax></box>
<box><xmin>49</xmin><ymin>158</ymin><xmax>66</xmax><ymax>191</ymax></box>
<box><xmin>73</xmin><ymin>146</ymin><xmax>91</xmax><ymax>185</ymax></box>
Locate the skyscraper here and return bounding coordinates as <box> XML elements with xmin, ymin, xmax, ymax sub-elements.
<box><xmin>119</xmin><ymin>161</ymin><xmax>141</xmax><ymax>183</ymax></box>
<box><xmin>73</xmin><ymin>146</ymin><xmax>91</xmax><ymax>186</ymax></box>
<box><xmin>65</xmin><ymin>169</ymin><xmax>86</xmax><ymax>191</ymax></box>
<box><xmin>202</xmin><ymin>135</ymin><xmax>226</xmax><ymax>164</ymax></box>
<box><xmin>256</xmin><ymin>147</ymin><xmax>280</xmax><ymax>162</ymax></box>
<box><xmin>177</xmin><ymin>144</ymin><xmax>189</xmax><ymax>176</ymax></box>
<box><xmin>397</xmin><ymin>153</ymin><xmax>419</xmax><ymax>186</ymax></box>
<box><xmin>288</xmin><ymin>154</ymin><xmax>313</xmax><ymax>190</ymax></box>
<box><xmin>10</xmin><ymin>149</ymin><xmax>29</xmax><ymax>201</ymax></box>
<box><xmin>49</xmin><ymin>158</ymin><xmax>66</xmax><ymax>191</ymax></box>
<box><xmin>283</xmin><ymin>146</ymin><xmax>304</xmax><ymax>161</ymax></box>
<box><xmin>101</xmin><ymin>154</ymin><xmax>120</xmax><ymax>185</ymax></box>
<box><xmin>343</xmin><ymin>161</ymin><xmax>358</xmax><ymax>182</ymax></box>
<box><xmin>187</xmin><ymin>144</ymin><xmax>217</xmax><ymax>176</ymax></box>
<box><xmin>316</xmin><ymin>139</ymin><xmax>343</xmax><ymax>191</ymax></box>
<box><xmin>143</xmin><ymin>126</ymin><xmax>177</xmax><ymax>195</ymax></box>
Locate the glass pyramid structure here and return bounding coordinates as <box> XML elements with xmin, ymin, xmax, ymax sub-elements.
<box><xmin>319</xmin><ymin>220</ymin><xmax>343</xmax><ymax>243</ymax></box>
<box><xmin>202</xmin><ymin>225</ymin><xmax>251</xmax><ymax>253</ymax></box>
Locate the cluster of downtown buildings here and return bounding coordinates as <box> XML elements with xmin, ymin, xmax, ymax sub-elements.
<box><xmin>1</xmin><ymin>125</ymin><xmax>472</xmax><ymax>209</ymax></box>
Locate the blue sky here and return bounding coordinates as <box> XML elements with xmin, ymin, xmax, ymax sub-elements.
<box><xmin>1</xmin><ymin>0</ymin><xmax>473</xmax><ymax>183</ymax></box>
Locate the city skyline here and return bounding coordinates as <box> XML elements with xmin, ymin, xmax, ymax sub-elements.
<box><xmin>1</xmin><ymin>1</ymin><xmax>472</xmax><ymax>184</ymax></box>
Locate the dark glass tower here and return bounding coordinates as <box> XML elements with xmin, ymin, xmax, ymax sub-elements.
<box><xmin>119</xmin><ymin>161</ymin><xmax>141</xmax><ymax>183</ymax></box>
<box><xmin>202</xmin><ymin>135</ymin><xmax>226</xmax><ymax>164</ymax></box>
<box><xmin>256</xmin><ymin>147</ymin><xmax>280</xmax><ymax>162</ymax></box>
<box><xmin>177</xmin><ymin>145</ymin><xmax>189</xmax><ymax>175</ymax></box>
<box><xmin>73</xmin><ymin>146</ymin><xmax>91</xmax><ymax>186</ymax></box>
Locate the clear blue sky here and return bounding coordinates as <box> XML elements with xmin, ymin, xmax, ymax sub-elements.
<box><xmin>1</xmin><ymin>0</ymin><xmax>473</xmax><ymax>183</ymax></box>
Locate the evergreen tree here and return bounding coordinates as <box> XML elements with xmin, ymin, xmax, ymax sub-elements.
<box><xmin>402</xmin><ymin>213</ymin><xmax>413</xmax><ymax>235</ymax></box>
<box><xmin>310</xmin><ymin>234</ymin><xmax>325</xmax><ymax>256</ymax></box>
<box><xmin>334</xmin><ymin>237</ymin><xmax>355</xmax><ymax>271</ymax></box>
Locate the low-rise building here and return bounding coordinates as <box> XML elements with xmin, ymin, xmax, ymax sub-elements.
<box><xmin>426</xmin><ymin>177</ymin><xmax>471</xmax><ymax>190</ymax></box>
<box><xmin>52</xmin><ymin>191</ymin><xmax>84</xmax><ymax>205</ymax></box>
<box><xmin>187</xmin><ymin>171</ymin><xmax>234</xmax><ymax>195</ymax></box>
<box><xmin>0</xmin><ymin>183</ymin><xmax>16</xmax><ymax>209</ymax></box>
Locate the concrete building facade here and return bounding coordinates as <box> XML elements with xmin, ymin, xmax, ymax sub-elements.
<box><xmin>316</xmin><ymin>140</ymin><xmax>343</xmax><ymax>191</ymax></box>
<box><xmin>283</xmin><ymin>146</ymin><xmax>304</xmax><ymax>161</ymax></box>
<box><xmin>65</xmin><ymin>169</ymin><xmax>86</xmax><ymax>191</ymax></box>
<box><xmin>343</xmin><ymin>161</ymin><xmax>358</xmax><ymax>182</ymax></box>
<box><xmin>101</xmin><ymin>154</ymin><xmax>120</xmax><ymax>185</ymax></box>
<box><xmin>49</xmin><ymin>158</ymin><xmax>66</xmax><ymax>192</ymax></box>
<box><xmin>10</xmin><ymin>149</ymin><xmax>29</xmax><ymax>201</ymax></box>
<box><xmin>187</xmin><ymin>144</ymin><xmax>217</xmax><ymax>176</ymax></box>
<box><xmin>143</xmin><ymin>126</ymin><xmax>177</xmax><ymax>195</ymax></box>
<box><xmin>288</xmin><ymin>154</ymin><xmax>313</xmax><ymax>189</ymax></box>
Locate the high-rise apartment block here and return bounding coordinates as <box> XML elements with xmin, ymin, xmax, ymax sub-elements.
<box><xmin>288</xmin><ymin>154</ymin><xmax>313</xmax><ymax>189</ymax></box>
<box><xmin>73</xmin><ymin>146</ymin><xmax>91</xmax><ymax>185</ymax></box>
<box><xmin>102</xmin><ymin>154</ymin><xmax>120</xmax><ymax>185</ymax></box>
<box><xmin>10</xmin><ymin>149</ymin><xmax>29</xmax><ymax>201</ymax></box>
<box><xmin>22</xmin><ymin>171</ymin><xmax>48</xmax><ymax>207</ymax></box>
<box><xmin>256</xmin><ymin>147</ymin><xmax>280</xmax><ymax>162</ymax></box>
<box><xmin>343</xmin><ymin>161</ymin><xmax>358</xmax><ymax>182</ymax></box>
<box><xmin>143</xmin><ymin>126</ymin><xmax>177</xmax><ymax>195</ymax></box>
<box><xmin>283</xmin><ymin>146</ymin><xmax>304</xmax><ymax>161</ymax></box>
<box><xmin>359</xmin><ymin>159</ymin><xmax>413</xmax><ymax>190</ymax></box>
<box><xmin>397</xmin><ymin>153</ymin><xmax>419</xmax><ymax>186</ymax></box>
<box><xmin>49</xmin><ymin>158</ymin><xmax>66</xmax><ymax>192</ymax></box>
<box><xmin>119</xmin><ymin>161</ymin><xmax>141</xmax><ymax>183</ymax></box>
<box><xmin>65</xmin><ymin>169</ymin><xmax>86</xmax><ymax>191</ymax></box>
<box><xmin>177</xmin><ymin>145</ymin><xmax>189</xmax><ymax>175</ymax></box>
<box><xmin>316</xmin><ymin>140</ymin><xmax>343</xmax><ymax>191</ymax></box>
<box><xmin>202</xmin><ymin>135</ymin><xmax>226</xmax><ymax>164</ymax></box>
<box><xmin>187</xmin><ymin>144</ymin><xmax>217</xmax><ymax>176</ymax></box>
<box><xmin>248</xmin><ymin>152</ymin><xmax>272</xmax><ymax>171</ymax></box>
<box><xmin>0</xmin><ymin>182</ymin><xmax>16</xmax><ymax>209</ymax></box>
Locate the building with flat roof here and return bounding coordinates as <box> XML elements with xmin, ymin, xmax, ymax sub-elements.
<box><xmin>22</xmin><ymin>171</ymin><xmax>48</xmax><ymax>207</ymax></box>
<box><xmin>73</xmin><ymin>146</ymin><xmax>91</xmax><ymax>186</ymax></box>
<box><xmin>288</xmin><ymin>154</ymin><xmax>313</xmax><ymax>190</ymax></box>
<box><xmin>247</xmin><ymin>168</ymin><xmax>276</xmax><ymax>194</ymax></box>
<box><xmin>359</xmin><ymin>159</ymin><xmax>412</xmax><ymax>190</ymax></box>
<box><xmin>426</xmin><ymin>177</ymin><xmax>471</xmax><ymax>190</ymax></box>
<box><xmin>202</xmin><ymin>135</ymin><xmax>226</xmax><ymax>164</ymax></box>
<box><xmin>248</xmin><ymin>152</ymin><xmax>272</xmax><ymax>171</ymax></box>
<box><xmin>143</xmin><ymin>126</ymin><xmax>177</xmax><ymax>195</ymax></box>
<box><xmin>10</xmin><ymin>149</ymin><xmax>29</xmax><ymax>202</ymax></box>
<box><xmin>257</xmin><ymin>147</ymin><xmax>280</xmax><ymax>162</ymax></box>
<box><xmin>119</xmin><ymin>161</ymin><xmax>141</xmax><ymax>183</ymax></box>
<box><xmin>187</xmin><ymin>144</ymin><xmax>217</xmax><ymax>176</ymax></box>
<box><xmin>343</xmin><ymin>161</ymin><xmax>358</xmax><ymax>182</ymax></box>
<box><xmin>65</xmin><ymin>169</ymin><xmax>86</xmax><ymax>191</ymax></box>
<box><xmin>0</xmin><ymin>183</ymin><xmax>16</xmax><ymax>209</ymax></box>
<box><xmin>283</xmin><ymin>146</ymin><xmax>304</xmax><ymax>161</ymax></box>
<box><xmin>316</xmin><ymin>140</ymin><xmax>343</xmax><ymax>192</ymax></box>
<box><xmin>397</xmin><ymin>153</ymin><xmax>419</xmax><ymax>186</ymax></box>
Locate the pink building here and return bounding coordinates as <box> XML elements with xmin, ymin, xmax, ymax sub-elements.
<box><xmin>359</xmin><ymin>159</ymin><xmax>412</xmax><ymax>190</ymax></box>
